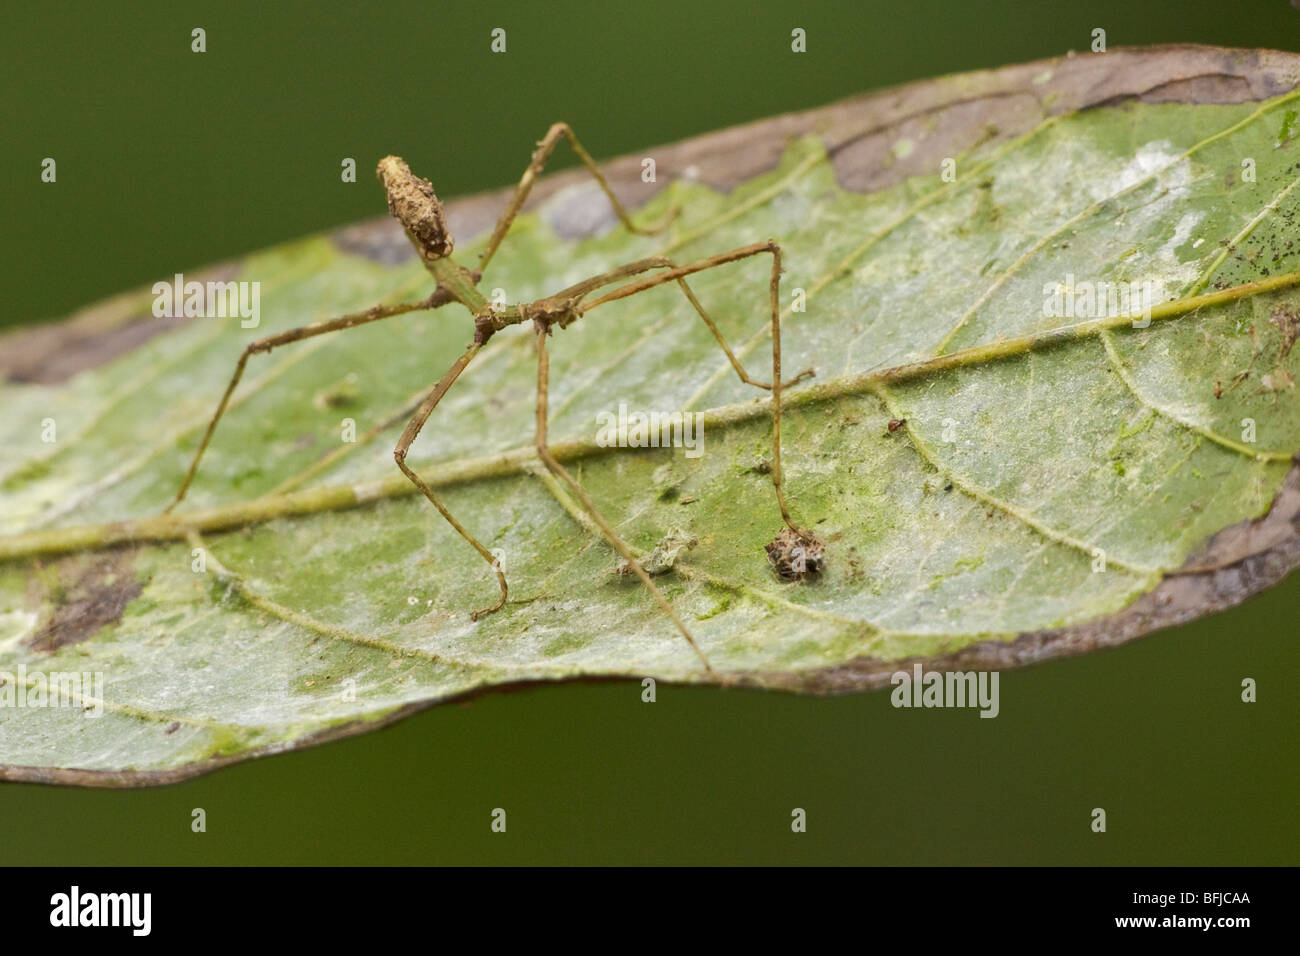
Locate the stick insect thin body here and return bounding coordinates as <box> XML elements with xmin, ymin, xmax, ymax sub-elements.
<box><xmin>165</xmin><ymin>123</ymin><xmax>820</xmax><ymax>673</ymax></box>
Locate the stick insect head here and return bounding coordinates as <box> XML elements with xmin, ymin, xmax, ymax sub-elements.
<box><xmin>376</xmin><ymin>156</ymin><xmax>455</xmax><ymax>263</ymax></box>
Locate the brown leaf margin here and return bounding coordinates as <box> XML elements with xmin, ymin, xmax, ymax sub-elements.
<box><xmin>3</xmin><ymin>43</ymin><xmax>1300</xmax><ymax>786</ymax></box>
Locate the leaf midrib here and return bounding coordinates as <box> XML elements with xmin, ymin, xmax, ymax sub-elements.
<box><xmin>4</xmin><ymin>260</ymin><xmax>1299</xmax><ymax>572</ymax></box>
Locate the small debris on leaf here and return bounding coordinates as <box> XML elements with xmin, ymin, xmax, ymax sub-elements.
<box><xmin>614</xmin><ymin>529</ymin><xmax>698</xmax><ymax>576</ymax></box>
<box><xmin>765</xmin><ymin>526</ymin><xmax>826</xmax><ymax>581</ymax></box>
<box><xmin>313</xmin><ymin>373</ymin><xmax>360</xmax><ymax>410</ymax></box>
<box><xmin>1270</xmin><ymin>305</ymin><xmax>1300</xmax><ymax>357</ymax></box>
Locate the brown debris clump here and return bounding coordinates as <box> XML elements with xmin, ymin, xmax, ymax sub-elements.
<box><xmin>765</xmin><ymin>526</ymin><xmax>826</xmax><ymax>581</ymax></box>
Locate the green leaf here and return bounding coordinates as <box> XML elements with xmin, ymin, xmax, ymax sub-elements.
<box><xmin>4</xmin><ymin>46</ymin><xmax>1300</xmax><ymax>785</ymax></box>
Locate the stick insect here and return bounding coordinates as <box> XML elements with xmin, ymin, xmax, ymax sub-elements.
<box><xmin>163</xmin><ymin>123</ymin><xmax>821</xmax><ymax>673</ymax></box>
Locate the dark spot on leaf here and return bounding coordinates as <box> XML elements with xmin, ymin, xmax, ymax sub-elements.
<box><xmin>26</xmin><ymin>551</ymin><xmax>143</xmax><ymax>653</ymax></box>
<box><xmin>313</xmin><ymin>382</ymin><xmax>359</xmax><ymax>409</ymax></box>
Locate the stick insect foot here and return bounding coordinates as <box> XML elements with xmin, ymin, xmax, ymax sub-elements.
<box><xmin>784</xmin><ymin>367</ymin><xmax>816</xmax><ymax>388</ymax></box>
<box><xmin>750</xmin><ymin>366</ymin><xmax>816</xmax><ymax>391</ymax></box>
<box><xmin>468</xmin><ymin>581</ymin><xmax>508</xmax><ymax>622</ymax></box>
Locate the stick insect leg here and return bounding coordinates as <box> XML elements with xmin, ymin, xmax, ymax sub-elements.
<box><xmin>165</xmin><ymin>296</ymin><xmax>438</xmax><ymax>513</ymax></box>
<box><xmin>532</xmin><ymin>327</ymin><xmax>714</xmax><ymax>674</ymax></box>
<box><xmin>393</xmin><ymin>342</ymin><xmax>508</xmax><ymax>621</ymax></box>
<box><xmin>570</xmin><ymin>259</ymin><xmax>813</xmax><ymax>392</ymax></box>
<box><xmin>479</xmin><ymin>122</ymin><xmax>676</xmax><ymax>272</ymax></box>
<box><xmin>575</xmin><ymin>240</ymin><xmax>809</xmax><ymax>531</ymax></box>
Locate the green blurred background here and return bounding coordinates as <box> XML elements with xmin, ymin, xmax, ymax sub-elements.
<box><xmin>2</xmin><ymin>0</ymin><xmax>1297</xmax><ymax>864</ymax></box>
